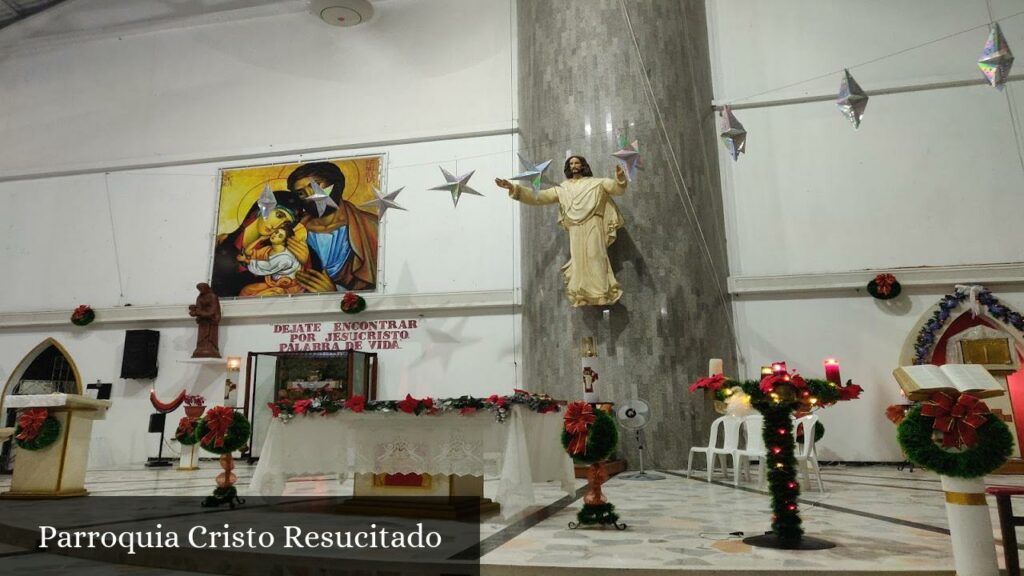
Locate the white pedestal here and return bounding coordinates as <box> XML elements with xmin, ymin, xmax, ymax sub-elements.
<box><xmin>2</xmin><ymin>394</ymin><xmax>111</xmax><ymax>499</ymax></box>
<box><xmin>178</xmin><ymin>444</ymin><xmax>200</xmax><ymax>471</ymax></box>
<box><xmin>940</xmin><ymin>475</ymin><xmax>999</xmax><ymax>576</ymax></box>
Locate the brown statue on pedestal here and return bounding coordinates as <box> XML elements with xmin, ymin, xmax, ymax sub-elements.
<box><xmin>189</xmin><ymin>282</ymin><xmax>221</xmax><ymax>358</ymax></box>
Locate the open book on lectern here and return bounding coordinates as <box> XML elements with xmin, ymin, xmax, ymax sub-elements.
<box><xmin>892</xmin><ymin>364</ymin><xmax>1005</xmax><ymax>402</ymax></box>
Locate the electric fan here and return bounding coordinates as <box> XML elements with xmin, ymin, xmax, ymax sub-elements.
<box><xmin>616</xmin><ymin>399</ymin><xmax>664</xmax><ymax>480</ymax></box>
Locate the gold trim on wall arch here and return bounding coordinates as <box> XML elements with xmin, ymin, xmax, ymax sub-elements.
<box><xmin>0</xmin><ymin>338</ymin><xmax>83</xmax><ymax>415</ymax></box>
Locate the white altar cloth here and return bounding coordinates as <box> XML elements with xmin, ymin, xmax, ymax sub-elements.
<box><xmin>248</xmin><ymin>405</ymin><xmax>575</xmax><ymax>518</ymax></box>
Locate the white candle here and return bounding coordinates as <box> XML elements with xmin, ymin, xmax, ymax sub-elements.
<box><xmin>708</xmin><ymin>358</ymin><xmax>723</xmax><ymax>377</ymax></box>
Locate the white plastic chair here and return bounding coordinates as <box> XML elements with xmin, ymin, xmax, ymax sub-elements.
<box><xmin>794</xmin><ymin>414</ymin><xmax>825</xmax><ymax>492</ymax></box>
<box><xmin>733</xmin><ymin>414</ymin><xmax>766</xmax><ymax>487</ymax></box>
<box><xmin>687</xmin><ymin>415</ymin><xmax>742</xmax><ymax>482</ymax></box>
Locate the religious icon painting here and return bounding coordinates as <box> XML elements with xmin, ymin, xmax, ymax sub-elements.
<box><xmin>210</xmin><ymin>155</ymin><xmax>383</xmax><ymax>298</ymax></box>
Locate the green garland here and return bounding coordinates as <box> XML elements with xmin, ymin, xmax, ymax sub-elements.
<box><xmin>174</xmin><ymin>417</ymin><xmax>200</xmax><ymax>446</ymax></box>
<box><xmin>573</xmin><ymin>503</ymin><xmax>621</xmax><ymax>528</ymax></box>
<box><xmin>759</xmin><ymin>404</ymin><xmax>802</xmax><ymax>541</ymax></box>
<box><xmin>196</xmin><ymin>412</ymin><xmax>251</xmax><ymax>454</ymax></box>
<box><xmin>15</xmin><ymin>416</ymin><xmax>61</xmax><ymax>451</ymax></box>
<box><xmin>897</xmin><ymin>405</ymin><xmax>1012</xmax><ymax>478</ymax></box>
<box><xmin>561</xmin><ymin>409</ymin><xmax>618</xmax><ymax>464</ymax></box>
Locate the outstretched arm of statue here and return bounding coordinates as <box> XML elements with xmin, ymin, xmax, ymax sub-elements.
<box><xmin>496</xmin><ymin>178</ymin><xmax>560</xmax><ymax>205</ymax></box>
<box><xmin>601</xmin><ymin>165</ymin><xmax>628</xmax><ymax>196</ymax></box>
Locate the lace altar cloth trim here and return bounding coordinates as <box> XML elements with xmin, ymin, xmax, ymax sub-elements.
<box><xmin>248</xmin><ymin>406</ymin><xmax>575</xmax><ymax>518</ymax></box>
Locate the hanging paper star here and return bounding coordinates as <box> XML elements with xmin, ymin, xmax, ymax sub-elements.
<box><xmin>979</xmin><ymin>23</ymin><xmax>1014</xmax><ymax>89</ymax></box>
<box><xmin>719</xmin><ymin>106</ymin><xmax>746</xmax><ymax>161</ymax></box>
<box><xmin>360</xmin><ymin>186</ymin><xmax>406</xmax><ymax>219</ymax></box>
<box><xmin>257</xmin><ymin>183</ymin><xmax>277</xmax><ymax>220</ymax></box>
<box><xmin>508</xmin><ymin>154</ymin><xmax>554</xmax><ymax>193</ymax></box>
<box><xmin>837</xmin><ymin>69</ymin><xmax>868</xmax><ymax>129</ymax></box>
<box><xmin>429</xmin><ymin>167</ymin><xmax>482</xmax><ymax>207</ymax></box>
<box><xmin>611</xmin><ymin>139</ymin><xmax>642</xmax><ymax>180</ymax></box>
<box><xmin>304</xmin><ymin>180</ymin><xmax>338</xmax><ymax>217</ymax></box>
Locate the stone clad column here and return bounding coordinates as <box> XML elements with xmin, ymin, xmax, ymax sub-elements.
<box><xmin>516</xmin><ymin>0</ymin><xmax>735</xmax><ymax>468</ymax></box>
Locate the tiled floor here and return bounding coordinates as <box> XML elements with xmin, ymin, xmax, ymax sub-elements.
<box><xmin>0</xmin><ymin>463</ymin><xmax>1021</xmax><ymax>575</ymax></box>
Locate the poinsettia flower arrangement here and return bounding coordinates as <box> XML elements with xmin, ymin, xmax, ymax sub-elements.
<box><xmin>267</xmin><ymin>389</ymin><xmax>560</xmax><ymax>424</ymax></box>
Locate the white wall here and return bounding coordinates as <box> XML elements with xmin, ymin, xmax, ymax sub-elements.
<box><xmin>709</xmin><ymin>0</ymin><xmax>1024</xmax><ymax>460</ymax></box>
<box><xmin>0</xmin><ymin>0</ymin><xmax>522</xmax><ymax>467</ymax></box>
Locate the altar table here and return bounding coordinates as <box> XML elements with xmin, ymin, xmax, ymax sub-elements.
<box><xmin>248</xmin><ymin>406</ymin><xmax>575</xmax><ymax>518</ymax></box>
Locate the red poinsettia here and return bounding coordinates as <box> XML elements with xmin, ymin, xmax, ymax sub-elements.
<box><xmin>398</xmin><ymin>394</ymin><xmax>420</xmax><ymax>414</ymax></box>
<box><xmin>345</xmin><ymin>395</ymin><xmax>366</xmax><ymax>413</ymax></box>
<box><xmin>487</xmin><ymin>394</ymin><xmax>507</xmax><ymax>408</ymax></box>
<box><xmin>267</xmin><ymin>402</ymin><xmax>281</xmax><ymax>418</ymax></box>
<box><xmin>885</xmin><ymin>404</ymin><xmax>908</xmax><ymax>425</ymax></box>
<box><xmin>71</xmin><ymin>305</ymin><xmax>93</xmax><ymax>321</ymax></box>
<box><xmin>293</xmin><ymin>399</ymin><xmax>313</xmax><ymax>415</ymax></box>
<box><xmin>874</xmin><ymin>273</ymin><xmax>897</xmax><ymax>296</ymax></box>
<box><xmin>839</xmin><ymin>382</ymin><xmax>863</xmax><ymax>401</ymax></box>
<box><xmin>422</xmin><ymin>397</ymin><xmax>436</xmax><ymax>415</ymax></box>
<box><xmin>689</xmin><ymin>374</ymin><xmax>727</xmax><ymax>392</ymax></box>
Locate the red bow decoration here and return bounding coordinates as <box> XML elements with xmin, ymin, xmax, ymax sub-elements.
<box><xmin>689</xmin><ymin>374</ymin><xmax>726</xmax><ymax>393</ymax></box>
<box><xmin>15</xmin><ymin>408</ymin><xmax>48</xmax><ymax>441</ymax></box>
<box><xmin>176</xmin><ymin>416</ymin><xmax>195</xmax><ymax>437</ymax></box>
<box><xmin>563</xmin><ymin>401</ymin><xmax>596</xmax><ymax>455</ymax></box>
<box><xmin>71</xmin><ymin>305</ymin><xmax>92</xmax><ymax>320</ymax></box>
<box><xmin>920</xmin><ymin>392</ymin><xmax>990</xmax><ymax>448</ymax></box>
<box><xmin>201</xmin><ymin>406</ymin><xmax>235</xmax><ymax>448</ymax></box>
<box><xmin>874</xmin><ymin>274</ymin><xmax>897</xmax><ymax>296</ymax></box>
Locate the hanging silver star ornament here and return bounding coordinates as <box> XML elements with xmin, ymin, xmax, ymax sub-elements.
<box><xmin>611</xmin><ymin>139</ymin><xmax>642</xmax><ymax>180</ymax></box>
<box><xmin>360</xmin><ymin>186</ymin><xmax>406</xmax><ymax>219</ymax></box>
<box><xmin>304</xmin><ymin>180</ymin><xmax>339</xmax><ymax>217</ymax></box>
<box><xmin>837</xmin><ymin>69</ymin><xmax>868</xmax><ymax>129</ymax></box>
<box><xmin>257</xmin><ymin>183</ymin><xmax>277</xmax><ymax>220</ymax></box>
<box><xmin>508</xmin><ymin>154</ymin><xmax>554</xmax><ymax>193</ymax></box>
<box><xmin>719</xmin><ymin>106</ymin><xmax>746</xmax><ymax>161</ymax></box>
<box><xmin>429</xmin><ymin>167</ymin><xmax>482</xmax><ymax>207</ymax></box>
<box><xmin>979</xmin><ymin>23</ymin><xmax>1014</xmax><ymax>89</ymax></box>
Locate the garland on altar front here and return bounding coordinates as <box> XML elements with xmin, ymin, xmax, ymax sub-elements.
<box><xmin>196</xmin><ymin>407</ymin><xmax>251</xmax><ymax>454</ymax></box>
<box><xmin>14</xmin><ymin>408</ymin><xmax>60</xmax><ymax>451</ymax></box>
<box><xmin>897</xmin><ymin>401</ymin><xmax>1012</xmax><ymax>478</ymax></box>
<box><xmin>267</xmin><ymin>390</ymin><xmax>561</xmax><ymax>424</ymax></box>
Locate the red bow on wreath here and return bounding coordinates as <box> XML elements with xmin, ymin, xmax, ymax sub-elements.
<box><xmin>563</xmin><ymin>401</ymin><xmax>596</xmax><ymax>455</ymax></box>
<box><xmin>874</xmin><ymin>274</ymin><xmax>897</xmax><ymax>296</ymax></box>
<box><xmin>920</xmin><ymin>391</ymin><xmax>990</xmax><ymax>449</ymax></box>
<box><xmin>201</xmin><ymin>406</ymin><xmax>235</xmax><ymax>448</ymax></box>
<box><xmin>15</xmin><ymin>408</ymin><xmax>48</xmax><ymax>442</ymax></box>
<box><xmin>177</xmin><ymin>416</ymin><xmax>195</xmax><ymax>436</ymax></box>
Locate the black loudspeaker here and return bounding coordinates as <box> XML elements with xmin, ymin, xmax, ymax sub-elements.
<box><xmin>121</xmin><ymin>330</ymin><xmax>159</xmax><ymax>379</ymax></box>
<box><xmin>148</xmin><ymin>412</ymin><xmax>166</xmax><ymax>433</ymax></box>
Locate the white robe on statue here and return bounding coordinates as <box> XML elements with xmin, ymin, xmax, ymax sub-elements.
<box><xmin>512</xmin><ymin>176</ymin><xmax>626</xmax><ymax>306</ymax></box>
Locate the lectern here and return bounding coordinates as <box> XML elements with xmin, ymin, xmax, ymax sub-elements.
<box><xmin>1</xmin><ymin>394</ymin><xmax>111</xmax><ymax>498</ymax></box>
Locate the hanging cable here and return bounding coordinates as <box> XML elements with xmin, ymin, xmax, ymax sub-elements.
<box><xmin>103</xmin><ymin>173</ymin><xmax>126</xmax><ymax>305</ymax></box>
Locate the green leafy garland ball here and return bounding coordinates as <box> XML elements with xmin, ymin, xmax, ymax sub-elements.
<box><xmin>175</xmin><ymin>419</ymin><xmax>200</xmax><ymax>446</ymax></box>
<box><xmin>561</xmin><ymin>409</ymin><xmax>618</xmax><ymax>464</ymax></box>
<box><xmin>15</xmin><ymin>416</ymin><xmax>61</xmax><ymax>451</ymax></box>
<box><xmin>196</xmin><ymin>412</ymin><xmax>251</xmax><ymax>454</ymax></box>
<box><xmin>897</xmin><ymin>405</ymin><xmax>1012</xmax><ymax>478</ymax></box>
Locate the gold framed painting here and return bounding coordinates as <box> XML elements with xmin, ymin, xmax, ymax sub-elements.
<box><xmin>210</xmin><ymin>156</ymin><xmax>383</xmax><ymax>298</ymax></box>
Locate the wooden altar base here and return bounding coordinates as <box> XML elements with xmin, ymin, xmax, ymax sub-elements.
<box><xmin>575</xmin><ymin>459</ymin><xmax>626</xmax><ymax>479</ymax></box>
<box><xmin>335</xmin><ymin>496</ymin><xmax>500</xmax><ymax>520</ymax></box>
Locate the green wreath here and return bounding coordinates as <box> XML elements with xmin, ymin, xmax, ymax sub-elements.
<box><xmin>196</xmin><ymin>412</ymin><xmax>251</xmax><ymax>454</ymax></box>
<box><xmin>897</xmin><ymin>405</ymin><xmax>1013</xmax><ymax>478</ymax></box>
<box><xmin>561</xmin><ymin>409</ymin><xmax>618</xmax><ymax>464</ymax></box>
<box><xmin>15</xmin><ymin>416</ymin><xmax>61</xmax><ymax>451</ymax></box>
<box><xmin>174</xmin><ymin>418</ymin><xmax>200</xmax><ymax>446</ymax></box>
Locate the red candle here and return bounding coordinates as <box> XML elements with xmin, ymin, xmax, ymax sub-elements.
<box><xmin>771</xmin><ymin>362</ymin><xmax>787</xmax><ymax>376</ymax></box>
<box><xmin>824</xmin><ymin>359</ymin><xmax>841</xmax><ymax>385</ymax></box>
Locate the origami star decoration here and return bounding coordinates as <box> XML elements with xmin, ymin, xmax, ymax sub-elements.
<box><xmin>611</xmin><ymin>139</ymin><xmax>642</xmax><ymax>180</ymax></box>
<box><xmin>429</xmin><ymin>167</ymin><xmax>483</xmax><ymax>207</ymax></box>
<box><xmin>304</xmin><ymin>180</ymin><xmax>338</xmax><ymax>217</ymax></box>
<box><xmin>719</xmin><ymin>106</ymin><xmax>746</xmax><ymax>161</ymax></box>
<box><xmin>257</xmin><ymin>183</ymin><xmax>277</xmax><ymax>220</ymax></box>
<box><xmin>360</xmin><ymin>186</ymin><xmax>407</xmax><ymax>219</ymax></box>
<box><xmin>979</xmin><ymin>23</ymin><xmax>1014</xmax><ymax>89</ymax></box>
<box><xmin>837</xmin><ymin>68</ymin><xmax>868</xmax><ymax>129</ymax></box>
<box><xmin>508</xmin><ymin>154</ymin><xmax>554</xmax><ymax>193</ymax></box>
